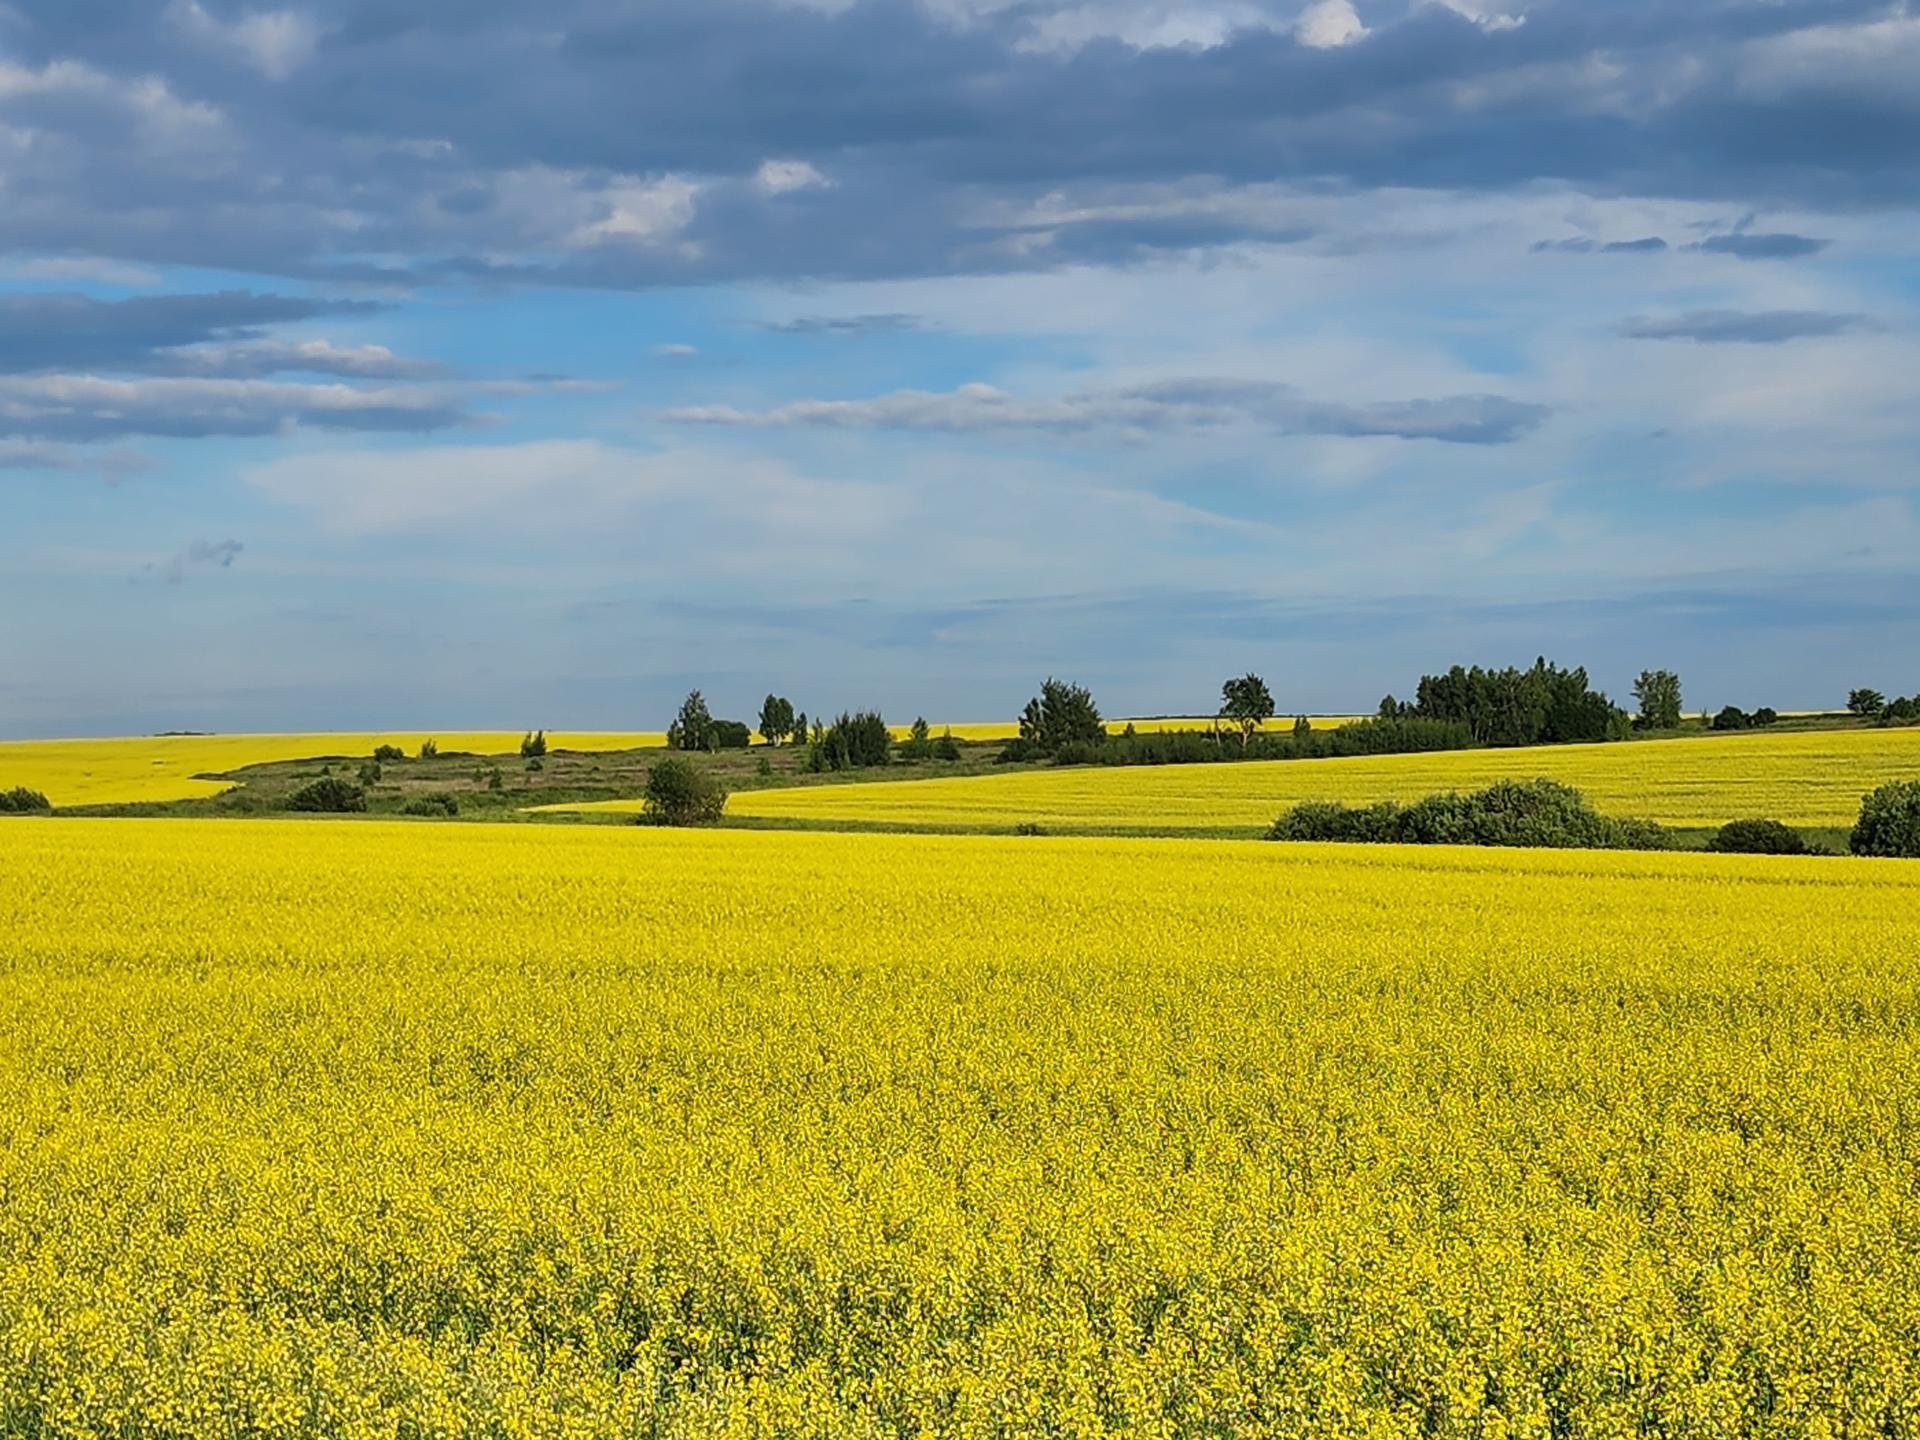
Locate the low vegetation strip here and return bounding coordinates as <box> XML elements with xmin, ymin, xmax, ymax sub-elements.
<box><xmin>0</xmin><ymin>732</ymin><xmax>671</xmax><ymax>807</ymax></box>
<box><xmin>715</xmin><ymin>727</ymin><xmax>1920</xmax><ymax>831</ymax></box>
<box><xmin>1269</xmin><ymin>778</ymin><xmax>1670</xmax><ymax>851</ymax></box>
<box><xmin>3</xmin><ymin>819</ymin><xmax>1918</xmax><ymax>1433</ymax></box>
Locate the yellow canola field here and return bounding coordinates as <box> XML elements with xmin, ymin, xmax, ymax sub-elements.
<box><xmin>0</xmin><ymin>732</ymin><xmax>666</xmax><ymax>806</ymax></box>
<box><xmin>721</xmin><ymin>726</ymin><xmax>1920</xmax><ymax>831</ymax></box>
<box><xmin>5</xmin><ymin>817</ymin><xmax>1920</xmax><ymax>1436</ymax></box>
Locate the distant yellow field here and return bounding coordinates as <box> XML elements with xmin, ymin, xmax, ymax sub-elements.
<box><xmin>701</xmin><ymin>727</ymin><xmax>1920</xmax><ymax>831</ymax></box>
<box><xmin>0</xmin><ymin>732</ymin><xmax>666</xmax><ymax>807</ymax></box>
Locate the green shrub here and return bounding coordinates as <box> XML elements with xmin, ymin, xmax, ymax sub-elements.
<box><xmin>1012</xmin><ymin>821</ymin><xmax>1047</xmax><ymax>836</ymax></box>
<box><xmin>373</xmin><ymin>744</ymin><xmax>406</xmax><ymax>762</ymax></box>
<box><xmin>358</xmin><ymin>760</ymin><xmax>383</xmax><ymax>786</ymax></box>
<box><xmin>401</xmin><ymin>795</ymin><xmax>460</xmax><ymax>818</ymax></box>
<box><xmin>1269</xmin><ymin>779</ymin><xmax>1667</xmax><ymax>852</ymax></box>
<box><xmin>820</xmin><ymin>711</ymin><xmax>891</xmax><ymax>770</ymax></box>
<box><xmin>418</xmin><ymin>738</ymin><xmax>439</xmax><ymax>760</ymax></box>
<box><xmin>1707</xmin><ymin>818</ymin><xmax>1809</xmax><ymax>855</ymax></box>
<box><xmin>642</xmin><ymin>758</ymin><xmax>727</xmax><ymax>826</ymax></box>
<box><xmin>900</xmin><ymin>717</ymin><xmax>932</xmax><ymax>761</ymax></box>
<box><xmin>934</xmin><ymin>729</ymin><xmax>962</xmax><ymax>762</ymax></box>
<box><xmin>1851</xmin><ymin>781</ymin><xmax>1920</xmax><ymax>858</ymax></box>
<box><xmin>520</xmin><ymin>730</ymin><xmax>548</xmax><ymax>759</ymax></box>
<box><xmin>286</xmin><ymin>778</ymin><xmax>367</xmax><ymax>813</ymax></box>
<box><xmin>1710</xmin><ymin>705</ymin><xmax>1749</xmax><ymax>731</ymax></box>
<box><xmin>0</xmin><ymin>786</ymin><xmax>53</xmax><ymax>814</ymax></box>
<box><xmin>487</xmin><ymin>767</ymin><xmax>504</xmax><ymax>792</ymax></box>
<box><xmin>710</xmin><ymin>720</ymin><xmax>752</xmax><ymax>750</ymax></box>
<box><xmin>1270</xmin><ymin>800</ymin><xmax>1402</xmax><ymax>844</ymax></box>
<box><xmin>1751</xmin><ymin>707</ymin><xmax>1779</xmax><ymax>727</ymax></box>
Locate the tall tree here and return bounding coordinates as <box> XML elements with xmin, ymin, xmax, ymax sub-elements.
<box><xmin>1633</xmin><ymin>670</ymin><xmax>1683</xmax><ymax>731</ymax></box>
<box><xmin>1219</xmin><ymin>673</ymin><xmax>1276</xmax><ymax>747</ymax></box>
<box><xmin>668</xmin><ymin>690</ymin><xmax>714</xmax><ymax>752</ymax></box>
<box><xmin>1018</xmin><ymin>678</ymin><xmax>1104</xmax><ymax>752</ymax></box>
<box><xmin>758</xmin><ymin>694</ymin><xmax>795</xmax><ymax>746</ymax></box>
<box><xmin>1849</xmin><ymin>688</ymin><xmax>1887</xmax><ymax>717</ymax></box>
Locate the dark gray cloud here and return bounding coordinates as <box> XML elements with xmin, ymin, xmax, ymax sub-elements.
<box><xmin>0</xmin><ymin>0</ymin><xmax>1911</xmax><ymax>289</ymax></box>
<box><xmin>760</xmin><ymin>314</ymin><xmax>923</xmax><ymax>337</ymax></box>
<box><xmin>1532</xmin><ymin>236</ymin><xmax>1669</xmax><ymax>255</ymax></box>
<box><xmin>665</xmin><ymin>377</ymin><xmax>1549</xmax><ymax>445</ymax></box>
<box><xmin>1620</xmin><ymin>309</ymin><xmax>1875</xmax><ymax>343</ymax></box>
<box><xmin>0</xmin><ymin>291</ymin><xmax>381</xmax><ymax>374</ymax></box>
<box><xmin>1689</xmin><ymin>233</ymin><xmax>1831</xmax><ymax>261</ymax></box>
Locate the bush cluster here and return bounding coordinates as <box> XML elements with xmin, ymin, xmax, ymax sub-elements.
<box><xmin>809</xmin><ymin>711</ymin><xmax>892</xmax><ymax>771</ymax></box>
<box><xmin>710</xmin><ymin>720</ymin><xmax>752</xmax><ymax>750</ymax></box>
<box><xmin>642</xmin><ymin>758</ymin><xmax>728</xmax><ymax>826</ymax></box>
<box><xmin>0</xmin><ymin>786</ymin><xmax>52</xmax><ymax>814</ymax></box>
<box><xmin>401</xmin><ymin>795</ymin><xmax>460</xmax><ymax>818</ymax></box>
<box><xmin>1269</xmin><ymin>779</ymin><xmax>1668</xmax><ymax>852</ymax></box>
<box><xmin>668</xmin><ymin>693</ymin><xmax>754</xmax><ymax>751</ymax></box>
<box><xmin>373</xmin><ymin>744</ymin><xmax>406</xmax><ymax>762</ymax></box>
<box><xmin>1851</xmin><ymin>781</ymin><xmax>1920</xmax><ymax>858</ymax></box>
<box><xmin>1707</xmin><ymin>818</ymin><xmax>1809</xmax><ymax>855</ymax></box>
<box><xmin>285</xmin><ymin>778</ymin><xmax>367</xmax><ymax>813</ymax></box>
<box><xmin>1710</xmin><ymin>705</ymin><xmax>1779</xmax><ymax>731</ymax></box>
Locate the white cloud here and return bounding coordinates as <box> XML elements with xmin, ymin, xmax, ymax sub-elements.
<box><xmin>1428</xmin><ymin>0</ymin><xmax>1526</xmax><ymax>33</ymax></box>
<box><xmin>1738</xmin><ymin>16</ymin><xmax>1920</xmax><ymax>109</ymax></box>
<box><xmin>1019</xmin><ymin>2</ymin><xmax>1283</xmax><ymax>53</ymax></box>
<box><xmin>653</xmin><ymin>343</ymin><xmax>699</xmax><ymax>358</ymax></box>
<box><xmin>161</xmin><ymin>340</ymin><xmax>444</xmax><ymax>380</ymax></box>
<box><xmin>167</xmin><ymin>2</ymin><xmax>320</xmax><ymax>81</ymax></box>
<box><xmin>570</xmin><ymin>175</ymin><xmax>702</xmax><ymax>248</ymax></box>
<box><xmin>1294</xmin><ymin>0</ymin><xmax>1365</xmax><ymax>49</ymax></box>
<box><xmin>755</xmin><ymin>158</ymin><xmax>831</xmax><ymax>195</ymax></box>
<box><xmin>0</xmin><ymin>374</ymin><xmax>467</xmax><ymax>440</ymax></box>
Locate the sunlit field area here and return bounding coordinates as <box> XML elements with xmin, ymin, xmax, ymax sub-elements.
<box><xmin>4</xmin><ymin>818</ymin><xmax>1919</xmax><ymax>1435</ymax></box>
<box><xmin>0</xmin><ymin>733</ymin><xmax>670</xmax><ymax>807</ymax></box>
<box><xmin>708</xmin><ymin>727</ymin><xmax>1920</xmax><ymax>832</ymax></box>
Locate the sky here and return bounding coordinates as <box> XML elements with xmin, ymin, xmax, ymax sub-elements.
<box><xmin>2</xmin><ymin>0</ymin><xmax>1916</xmax><ymax>735</ymax></box>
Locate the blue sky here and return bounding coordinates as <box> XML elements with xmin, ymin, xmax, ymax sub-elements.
<box><xmin>2</xmin><ymin>0</ymin><xmax>1916</xmax><ymax>735</ymax></box>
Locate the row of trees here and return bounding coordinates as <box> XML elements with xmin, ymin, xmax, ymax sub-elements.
<box><xmin>1850</xmin><ymin>688</ymin><xmax>1920</xmax><ymax>724</ymax></box>
<box><xmin>1383</xmin><ymin>659</ymin><xmax>1630</xmax><ymax>747</ymax></box>
<box><xmin>677</xmin><ymin>660</ymin><xmax>1898</xmax><ymax>774</ymax></box>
